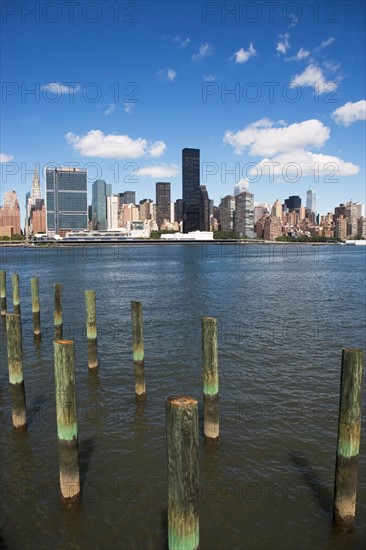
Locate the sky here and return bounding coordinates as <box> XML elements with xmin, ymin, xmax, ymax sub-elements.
<box><xmin>1</xmin><ymin>0</ymin><xmax>365</xmax><ymax>218</ymax></box>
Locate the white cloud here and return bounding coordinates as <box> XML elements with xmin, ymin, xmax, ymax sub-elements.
<box><xmin>167</xmin><ymin>69</ymin><xmax>177</xmax><ymax>81</ymax></box>
<box><xmin>66</xmin><ymin>130</ymin><xmax>166</xmax><ymax>159</ymax></box>
<box><xmin>0</xmin><ymin>153</ymin><xmax>14</xmax><ymax>163</ymax></box>
<box><xmin>223</xmin><ymin>118</ymin><xmax>329</xmax><ymax>156</ymax></box>
<box><xmin>234</xmin><ymin>43</ymin><xmax>257</xmax><ymax>64</ymax></box>
<box><xmin>136</xmin><ymin>164</ymin><xmax>179</xmax><ymax>178</ymax></box>
<box><xmin>320</xmin><ymin>37</ymin><xmax>335</xmax><ymax>49</ymax></box>
<box><xmin>104</xmin><ymin>103</ymin><xmax>116</xmax><ymax>116</ymax></box>
<box><xmin>332</xmin><ymin>100</ymin><xmax>366</xmax><ymax>126</ymax></box>
<box><xmin>157</xmin><ymin>69</ymin><xmax>177</xmax><ymax>81</ymax></box>
<box><xmin>253</xmin><ymin>150</ymin><xmax>358</xmax><ymax>177</ymax></box>
<box><xmin>276</xmin><ymin>33</ymin><xmax>290</xmax><ymax>55</ymax></box>
<box><xmin>124</xmin><ymin>103</ymin><xmax>134</xmax><ymax>113</ymax></box>
<box><xmin>202</xmin><ymin>74</ymin><xmax>216</xmax><ymax>81</ymax></box>
<box><xmin>42</xmin><ymin>82</ymin><xmax>81</xmax><ymax>94</ymax></box>
<box><xmin>162</xmin><ymin>35</ymin><xmax>190</xmax><ymax>47</ymax></box>
<box><xmin>192</xmin><ymin>43</ymin><xmax>213</xmax><ymax>60</ymax></box>
<box><xmin>224</xmin><ymin>118</ymin><xmax>359</xmax><ymax>180</ymax></box>
<box><xmin>295</xmin><ymin>48</ymin><xmax>310</xmax><ymax>60</ymax></box>
<box><xmin>291</xmin><ymin>63</ymin><xmax>336</xmax><ymax>94</ymax></box>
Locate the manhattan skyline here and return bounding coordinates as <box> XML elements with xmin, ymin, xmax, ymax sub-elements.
<box><xmin>1</xmin><ymin>1</ymin><xmax>365</xmax><ymax>217</ymax></box>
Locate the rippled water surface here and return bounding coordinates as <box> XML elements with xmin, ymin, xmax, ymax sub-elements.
<box><xmin>0</xmin><ymin>243</ymin><xmax>365</xmax><ymax>550</ymax></box>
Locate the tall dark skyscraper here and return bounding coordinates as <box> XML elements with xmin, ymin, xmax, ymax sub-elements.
<box><xmin>284</xmin><ymin>195</ymin><xmax>301</xmax><ymax>213</ymax></box>
<box><xmin>156</xmin><ymin>182</ymin><xmax>171</xmax><ymax>229</ymax></box>
<box><xmin>46</xmin><ymin>167</ymin><xmax>87</xmax><ymax>235</ymax></box>
<box><xmin>182</xmin><ymin>148</ymin><xmax>200</xmax><ymax>233</ymax></box>
<box><xmin>118</xmin><ymin>191</ymin><xmax>136</xmax><ymax>206</ymax></box>
<box><xmin>200</xmin><ymin>185</ymin><xmax>210</xmax><ymax>231</ymax></box>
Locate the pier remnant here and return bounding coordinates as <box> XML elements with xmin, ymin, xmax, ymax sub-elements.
<box><xmin>202</xmin><ymin>316</ymin><xmax>219</xmax><ymax>442</ymax></box>
<box><xmin>54</xmin><ymin>339</ymin><xmax>80</xmax><ymax>503</ymax></box>
<box><xmin>6</xmin><ymin>313</ymin><xmax>27</xmax><ymax>428</ymax></box>
<box><xmin>166</xmin><ymin>396</ymin><xmax>199</xmax><ymax>550</ymax></box>
<box><xmin>31</xmin><ymin>277</ymin><xmax>41</xmax><ymax>338</ymax></box>
<box><xmin>333</xmin><ymin>348</ymin><xmax>364</xmax><ymax>532</ymax></box>
<box><xmin>54</xmin><ymin>283</ymin><xmax>63</xmax><ymax>340</ymax></box>
<box><xmin>85</xmin><ymin>290</ymin><xmax>98</xmax><ymax>369</ymax></box>
<box><xmin>12</xmin><ymin>273</ymin><xmax>20</xmax><ymax>315</ymax></box>
<box><xmin>131</xmin><ymin>301</ymin><xmax>146</xmax><ymax>400</ymax></box>
<box><xmin>0</xmin><ymin>270</ymin><xmax>6</xmax><ymax>316</ymax></box>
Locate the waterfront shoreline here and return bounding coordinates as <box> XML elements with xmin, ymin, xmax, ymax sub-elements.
<box><xmin>0</xmin><ymin>240</ymin><xmax>345</xmax><ymax>247</ymax></box>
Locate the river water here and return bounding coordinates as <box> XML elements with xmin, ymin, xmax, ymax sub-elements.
<box><xmin>0</xmin><ymin>243</ymin><xmax>365</xmax><ymax>550</ymax></box>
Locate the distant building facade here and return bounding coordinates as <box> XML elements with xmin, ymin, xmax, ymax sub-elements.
<box><xmin>219</xmin><ymin>195</ymin><xmax>235</xmax><ymax>232</ymax></box>
<box><xmin>234</xmin><ymin>191</ymin><xmax>254</xmax><ymax>238</ymax></box>
<box><xmin>182</xmin><ymin>148</ymin><xmax>200</xmax><ymax>233</ymax></box>
<box><xmin>156</xmin><ymin>182</ymin><xmax>171</xmax><ymax>229</ymax></box>
<box><xmin>46</xmin><ymin>167</ymin><xmax>87</xmax><ymax>236</ymax></box>
<box><xmin>0</xmin><ymin>190</ymin><xmax>21</xmax><ymax>235</ymax></box>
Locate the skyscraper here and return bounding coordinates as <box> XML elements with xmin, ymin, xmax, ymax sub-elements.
<box><xmin>219</xmin><ymin>195</ymin><xmax>235</xmax><ymax>232</ymax></box>
<box><xmin>118</xmin><ymin>191</ymin><xmax>136</xmax><ymax>206</ymax></box>
<box><xmin>182</xmin><ymin>148</ymin><xmax>200</xmax><ymax>233</ymax></box>
<box><xmin>284</xmin><ymin>195</ymin><xmax>301</xmax><ymax>213</ymax></box>
<box><xmin>306</xmin><ymin>189</ymin><xmax>316</xmax><ymax>215</ymax></box>
<box><xmin>200</xmin><ymin>185</ymin><xmax>210</xmax><ymax>231</ymax></box>
<box><xmin>92</xmin><ymin>179</ymin><xmax>108</xmax><ymax>230</ymax></box>
<box><xmin>156</xmin><ymin>182</ymin><xmax>171</xmax><ymax>229</ymax></box>
<box><xmin>0</xmin><ymin>190</ymin><xmax>21</xmax><ymax>235</ymax></box>
<box><xmin>46</xmin><ymin>167</ymin><xmax>87</xmax><ymax>236</ymax></box>
<box><xmin>234</xmin><ymin>191</ymin><xmax>255</xmax><ymax>238</ymax></box>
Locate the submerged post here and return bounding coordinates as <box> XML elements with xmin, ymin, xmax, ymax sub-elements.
<box><xmin>85</xmin><ymin>290</ymin><xmax>98</xmax><ymax>369</ymax></box>
<box><xmin>12</xmin><ymin>273</ymin><xmax>20</xmax><ymax>315</ymax></box>
<box><xmin>202</xmin><ymin>317</ymin><xmax>219</xmax><ymax>442</ymax></box>
<box><xmin>333</xmin><ymin>348</ymin><xmax>364</xmax><ymax>532</ymax></box>
<box><xmin>131</xmin><ymin>301</ymin><xmax>146</xmax><ymax>400</ymax></box>
<box><xmin>0</xmin><ymin>270</ymin><xmax>6</xmax><ymax>316</ymax></box>
<box><xmin>31</xmin><ymin>277</ymin><xmax>41</xmax><ymax>338</ymax></box>
<box><xmin>6</xmin><ymin>313</ymin><xmax>27</xmax><ymax>428</ymax></box>
<box><xmin>166</xmin><ymin>396</ymin><xmax>199</xmax><ymax>550</ymax></box>
<box><xmin>54</xmin><ymin>283</ymin><xmax>63</xmax><ymax>340</ymax></box>
<box><xmin>54</xmin><ymin>339</ymin><xmax>80</xmax><ymax>504</ymax></box>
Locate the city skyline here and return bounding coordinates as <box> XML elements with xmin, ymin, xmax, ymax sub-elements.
<box><xmin>1</xmin><ymin>1</ymin><xmax>365</xmax><ymax>217</ymax></box>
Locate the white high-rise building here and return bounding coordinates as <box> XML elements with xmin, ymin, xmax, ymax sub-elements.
<box><xmin>107</xmin><ymin>196</ymin><xmax>119</xmax><ymax>230</ymax></box>
<box><xmin>234</xmin><ymin>178</ymin><xmax>249</xmax><ymax>196</ymax></box>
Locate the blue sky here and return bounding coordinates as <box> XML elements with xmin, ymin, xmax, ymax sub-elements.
<box><xmin>1</xmin><ymin>0</ymin><xmax>365</xmax><ymax>217</ymax></box>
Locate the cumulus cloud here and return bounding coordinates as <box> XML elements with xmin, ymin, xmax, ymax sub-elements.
<box><xmin>192</xmin><ymin>43</ymin><xmax>213</xmax><ymax>60</ymax></box>
<box><xmin>66</xmin><ymin>130</ymin><xmax>166</xmax><ymax>159</ymax></box>
<box><xmin>332</xmin><ymin>100</ymin><xmax>366</xmax><ymax>126</ymax></box>
<box><xmin>276</xmin><ymin>33</ymin><xmax>290</xmax><ymax>55</ymax></box>
<box><xmin>286</xmin><ymin>47</ymin><xmax>310</xmax><ymax>62</ymax></box>
<box><xmin>234</xmin><ymin>43</ymin><xmax>257</xmax><ymax>63</ymax></box>
<box><xmin>136</xmin><ymin>164</ymin><xmax>179</xmax><ymax>178</ymax></box>
<box><xmin>0</xmin><ymin>152</ymin><xmax>14</xmax><ymax>163</ymax></box>
<box><xmin>104</xmin><ymin>103</ymin><xmax>116</xmax><ymax>116</ymax></box>
<box><xmin>157</xmin><ymin>69</ymin><xmax>177</xmax><ymax>81</ymax></box>
<box><xmin>253</xmin><ymin>151</ymin><xmax>359</xmax><ymax>177</ymax></box>
<box><xmin>223</xmin><ymin>118</ymin><xmax>358</xmax><ymax>180</ymax></box>
<box><xmin>291</xmin><ymin>64</ymin><xmax>336</xmax><ymax>94</ymax></box>
<box><xmin>42</xmin><ymin>82</ymin><xmax>81</xmax><ymax>94</ymax></box>
<box><xmin>223</xmin><ymin>118</ymin><xmax>330</xmax><ymax>156</ymax></box>
<box><xmin>124</xmin><ymin>103</ymin><xmax>134</xmax><ymax>113</ymax></box>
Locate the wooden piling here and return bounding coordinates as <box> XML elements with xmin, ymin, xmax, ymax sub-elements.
<box><xmin>166</xmin><ymin>396</ymin><xmax>199</xmax><ymax>550</ymax></box>
<box><xmin>12</xmin><ymin>273</ymin><xmax>20</xmax><ymax>315</ymax></box>
<box><xmin>54</xmin><ymin>339</ymin><xmax>80</xmax><ymax>504</ymax></box>
<box><xmin>31</xmin><ymin>277</ymin><xmax>41</xmax><ymax>338</ymax></box>
<box><xmin>6</xmin><ymin>313</ymin><xmax>27</xmax><ymax>429</ymax></box>
<box><xmin>0</xmin><ymin>270</ymin><xmax>6</xmax><ymax>316</ymax></box>
<box><xmin>54</xmin><ymin>283</ymin><xmax>63</xmax><ymax>340</ymax></box>
<box><xmin>202</xmin><ymin>317</ymin><xmax>219</xmax><ymax>442</ymax></box>
<box><xmin>85</xmin><ymin>290</ymin><xmax>98</xmax><ymax>369</ymax></box>
<box><xmin>333</xmin><ymin>348</ymin><xmax>364</xmax><ymax>532</ymax></box>
<box><xmin>131</xmin><ymin>301</ymin><xmax>146</xmax><ymax>400</ymax></box>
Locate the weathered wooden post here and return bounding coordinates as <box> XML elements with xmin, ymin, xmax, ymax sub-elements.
<box><xmin>31</xmin><ymin>277</ymin><xmax>41</xmax><ymax>338</ymax></box>
<box><xmin>6</xmin><ymin>313</ymin><xmax>27</xmax><ymax>428</ymax></box>
<box><xmin>12</xmin><ymin>273</ymin><xmax>20</xmax><ymax>315</ymax></box>
<box><xmin>131</xmin><ymin>301</ymin><xmax>146</xmax><ymax>400</ymax></box>
<box><xmin>54</xmin><ymin>283</ymin><xmax>63</xmax><ymax>340</ymax></box>
<box><xmin>166</xmin><ymin>396</ymin><xmax>199</xmax><ymax>550</ymax></box>
<box><xmin>54</xmin><ymin>339</ymin><xmax>80</xmax><ymax>504</ymax></box>
<box><xmin>333</xmin><ymin>348</ymin><xmax>364</xmax><ymax>532</ymax></box>
<box><xmin>85</xmin><ymin>290</ymin><xmax>98</xmax><ymax>369</ymax></box>
<box><xmin>202</xmin><ymin>317</ymin><xmax>219</xmax><ymax>442</ymax></box>
<box><xmin>0</xmin><ymin>270</ymin><xmax>6</xmax><ymax>316</ymax></box>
